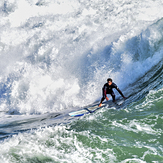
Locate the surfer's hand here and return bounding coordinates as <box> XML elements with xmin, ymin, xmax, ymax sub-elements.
<box><xmin>99</xmin><ymin>103</ymin><xmax>102</xmax><ymax>107</ymax></box>
<box><xmin>106</xmin><ymin>97</ymin><xmax>109</xmax><ymax>101</ymax></box>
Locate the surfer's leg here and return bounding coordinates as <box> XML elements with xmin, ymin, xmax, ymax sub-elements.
<box><xmin>100</xmin><ymin>88</ymin><xmax>106</xmax><ymax>103</ymax></box>
<box><xmin>100</xmin><ymin>97</ymin><xmax>105</xmax><ymax>104</ymax></box>
<box><xmin>111</xmin><ymin>91</ymin><xmax>115</xmax><ymax>102</ymax></box>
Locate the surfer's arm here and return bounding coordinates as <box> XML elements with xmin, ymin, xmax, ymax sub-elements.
<box><xmin>116</xmin><ymin>87</ymin><xmax>126</xmax><ymax>98</ymax></box>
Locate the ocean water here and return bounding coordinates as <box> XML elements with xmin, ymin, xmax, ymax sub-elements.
<box><xmin>0</xmin><ymin>0</ymin><xmax>163</xmax><ymax>162</ymax></box>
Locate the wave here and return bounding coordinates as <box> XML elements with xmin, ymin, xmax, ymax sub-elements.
<box><xmin>0</xmin><ymin>1</ymin><xmax>163</xmax><ymax>115</ymax></box>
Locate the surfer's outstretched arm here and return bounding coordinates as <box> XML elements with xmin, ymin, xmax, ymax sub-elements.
<box><xmin>116</xmin><ymin>88</ymin><xmax>126</xmax><ymax>99</ymax></box>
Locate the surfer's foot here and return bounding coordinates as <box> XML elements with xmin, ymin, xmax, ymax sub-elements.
<box><xmin>99</xmin><ymin>103</ymin><xmax>102</xmax><ymax>107</ymax></box>
<box><xmin>113</xmin><ymin>100</ymin><xmax>116</xmax><ymax>103</ymax></box>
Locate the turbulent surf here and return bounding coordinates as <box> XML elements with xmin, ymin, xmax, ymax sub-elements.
<box><xmin>0</xmin><ymin>0</ymin><xmax>163</xmax><ymax>162</ymax></box>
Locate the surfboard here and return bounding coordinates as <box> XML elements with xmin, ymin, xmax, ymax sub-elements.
<box><xmin>115</xmin><ymin>98</ymin><xmax>125</xmax><ymax>106</ymax></box>
<box><xmin>69</xmin><ymin>103</ymin><xmax>106</xmax><ymax>117</ymax></box>
<box><xmin>68</xmin><ymin>98</ymin><xmax>126</xmax><ymax>117</ymax></box>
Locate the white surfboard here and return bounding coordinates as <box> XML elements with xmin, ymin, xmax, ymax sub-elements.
<box><xmin>69</xmin><ymin>98</ymin><xmax>126</xmax><ymax>117</ymax></box>
<box><xmin>69</xmin><ymin>103</ymin><xmax>106</xmax><ymax>117</ymax></box>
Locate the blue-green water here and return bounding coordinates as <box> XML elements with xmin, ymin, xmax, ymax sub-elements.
<box><xmin>0</xmin><ymin>0</ymin><xmax>163</xmax><ymax>162</ymax></box>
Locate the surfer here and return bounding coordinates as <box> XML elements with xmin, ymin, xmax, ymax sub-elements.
<box><xmin>99</xmin><ymin>78</ymin><xmax>126</xmax><ymax>107</ymax></box>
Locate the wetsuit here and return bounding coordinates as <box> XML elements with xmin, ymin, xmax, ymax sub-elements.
<box><xmin>100</xmin><ymin>82</ymin><xmax>125</xmax><ymax>103</ymax></box>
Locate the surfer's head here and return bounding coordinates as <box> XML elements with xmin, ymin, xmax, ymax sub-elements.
<box><xmin>107</xmin><ymin>78</ymin><xmax>112</xmax><ymax>85</ymax></box>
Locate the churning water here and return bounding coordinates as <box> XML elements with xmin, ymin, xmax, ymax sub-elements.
<box><xmin>0</xmin><ymin>0</ymin><xmax>163</xmax><ymax>162</ymax></box>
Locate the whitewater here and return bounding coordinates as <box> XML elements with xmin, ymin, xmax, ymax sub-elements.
<box><xmin>0</xmin><ymin>0</ymin><xmax>163</xmax><ymax>162</ymax></box>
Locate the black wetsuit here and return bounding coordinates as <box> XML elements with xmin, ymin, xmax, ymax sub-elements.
<box><xmin>100</xmin><ymin>82</ymin><xmax>125</xmax><ymax>103</ymax></box>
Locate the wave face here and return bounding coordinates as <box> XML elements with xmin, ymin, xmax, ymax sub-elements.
<box><xmin>0</xmin><ymin>0</ymin><xmax>163</xmax><ymax>162</ymax></box>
